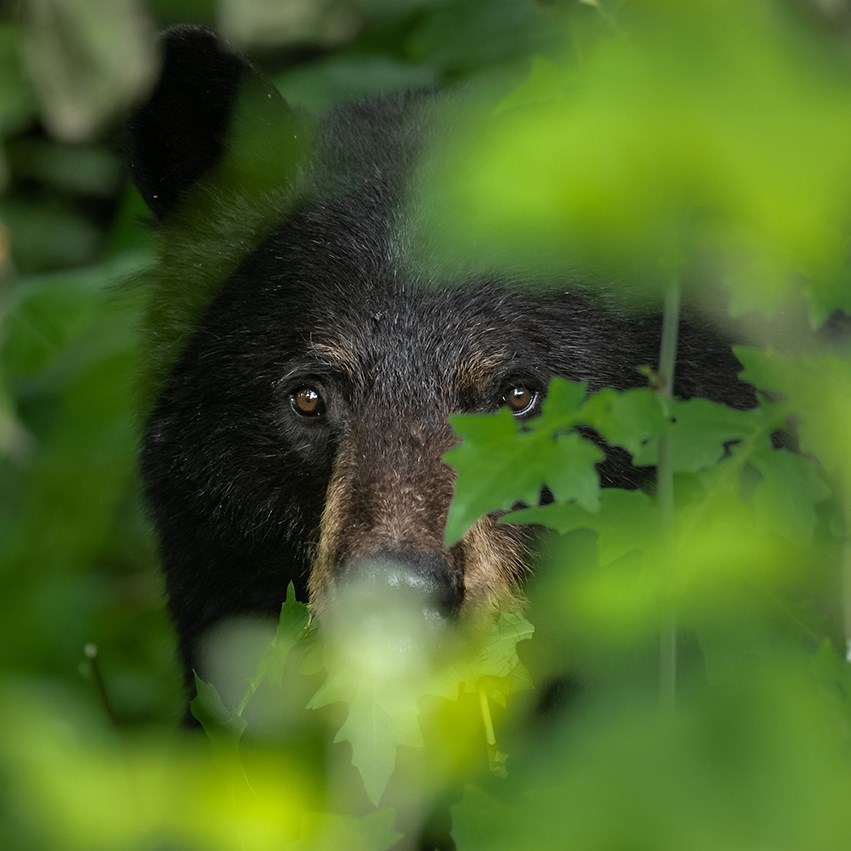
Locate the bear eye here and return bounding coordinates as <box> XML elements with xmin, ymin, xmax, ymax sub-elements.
<box><xmin>502</xmin><ymin>384</ymin><xmax>538</xmax><ymax>417</ymax></box>
<box><xmin>291</xmin><ymin>386</ymin><xmax>325</xmax><ymax>418</ymax></box>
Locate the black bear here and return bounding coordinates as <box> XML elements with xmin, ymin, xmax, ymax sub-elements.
<box><xmin>127</xmin><ymin>27</ymin><xmax>751</xmax><ymax>695</ymax></box>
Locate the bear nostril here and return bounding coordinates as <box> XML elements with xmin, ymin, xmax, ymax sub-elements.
<box><xmin>336</xmin><ymin>549</ymin><xmax>463</xmax><ymax>625</ymax></box>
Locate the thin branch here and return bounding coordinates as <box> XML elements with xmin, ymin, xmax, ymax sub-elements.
<box><xmin>84</xmin><ymin>643</ymin><xmax>118</xmax><ymax>728</ymax></box>
<box><xmin>657</xmin><ymin>280</ymin><xmax>680</xmax><ymax>713</ymax></box>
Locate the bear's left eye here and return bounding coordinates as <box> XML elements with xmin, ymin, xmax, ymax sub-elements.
<box><xmin>291</xmin><ymin>386</ymin><xmax>325</xmax><ymax>417</ymax></box>
<box><xmin>502</xmin><ymin>384</ymin><xmax>539</xmax><ymax>417</ymax></box>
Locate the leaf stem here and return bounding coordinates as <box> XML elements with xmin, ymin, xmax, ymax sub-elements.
<box><xmin>478</xmin><ymin>685</ymin><xmax>496</xmax><ymax>746</ymax></box>
<box><xmin>842</xmin><ymin>500</ymin><xmax>851</xmax><ymax>663</ymax></box>
<box><xmin>657</xmin><ymin>280</ymin><xmax>680</xmax><ymax>712</ymax></box>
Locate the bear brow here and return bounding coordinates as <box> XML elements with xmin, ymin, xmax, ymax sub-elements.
<box><xmin>308</xmin><ymin>338</ymin><xmax>358</xmax><ymax>378</ymax></box>
<box><xmin>454</xmin><ymin>350</ymin><xmax>511</xmax><ymax>393</ymax></box>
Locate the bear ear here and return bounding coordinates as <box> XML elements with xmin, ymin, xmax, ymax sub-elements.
<box><xmin>126</xmin><ymin>26</ymin><xmax>300</xmax><ymax>219</ymax></box>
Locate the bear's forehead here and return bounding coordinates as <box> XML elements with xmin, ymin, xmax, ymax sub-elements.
<box><xmin>303</xmin><ymin>288</ymin><xmax>520</xmax><ymax>394</ymax></box>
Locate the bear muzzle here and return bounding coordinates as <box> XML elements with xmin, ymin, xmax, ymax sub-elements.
<box><xmin>336</xmin><ymin>549</ymin><xmax>463</xmax><ymax>626</ymax></box>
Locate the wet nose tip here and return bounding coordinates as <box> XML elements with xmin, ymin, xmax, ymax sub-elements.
<box><xmin>338</xmin><ymin>549</ymin><xmax>463</xmax><ymax>622</ymax></box>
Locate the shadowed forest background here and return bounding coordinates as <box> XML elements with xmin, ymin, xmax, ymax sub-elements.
<box><xmin>3</xmin><ymin>1</ymin><xmax>851</xmax><ymax>849</ymax></box>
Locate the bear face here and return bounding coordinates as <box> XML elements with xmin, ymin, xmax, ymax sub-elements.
<box><xmin>128</xmin><ymin>27</ymin><xmax>752</xmax><ymax>691</ymax></box>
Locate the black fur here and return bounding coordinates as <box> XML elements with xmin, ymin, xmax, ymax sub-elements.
<box><xmin>128</xmin><ymin>28</ymin><xmax>754</xmax><ymax>691</ymax></box>
<box><xmin>126</xmin><ymin>26</ymin><xmax>250</xmax><ymax>218</ymax></box>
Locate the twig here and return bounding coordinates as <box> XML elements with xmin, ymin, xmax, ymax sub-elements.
<box><xmin>84</xmin><ymin>643</ymin><xmax>118</xmax><ymax>728</ymax></box>
<box><xmin>657</xmin><ymin>280</ymin><xmax>680</xmax><ymax>712</ymax></box>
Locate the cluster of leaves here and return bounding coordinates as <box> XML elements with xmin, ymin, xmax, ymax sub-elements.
<box><xmin>415</xmin><ymin>0</ymin><xmax>851</xmax><ymax>324</ymax></box>
<box><xmin>192</xmin><ymin>585</ymin><xmax>535</xmax><ymax>810</ymax></box>
<box><xmin>450</xmin><ymin>359</ymin><xmax>832</xmax><ymax>574</ymax></box>
<box><xmin>449</xmin><ymin>356</ymin><xmax>840</xmax><ymax>667</ymax></box>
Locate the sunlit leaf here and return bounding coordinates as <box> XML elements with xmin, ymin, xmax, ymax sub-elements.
<box><xmin>240</xmin><ymin>583</ymin><xmax>312</xmax><ymax>707</ymax></box>
<box><xmin>294</xmin><ymin>809</ymin><xmax>401</xmax><ymax>851</ymax></box>
<box><xmin>415</xmin><ymin>0</ymin><xmax>851</xmax><ymax>322</ymax></box>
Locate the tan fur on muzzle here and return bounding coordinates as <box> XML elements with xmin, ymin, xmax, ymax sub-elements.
<box><xmin>308</xmin><ymin>428</ymin><xmax>531</xmax><ymax>616</ymax></box>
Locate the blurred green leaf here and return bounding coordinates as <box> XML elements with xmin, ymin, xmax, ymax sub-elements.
<box><xmin>408</xmin><ymin>0</ymin><xmax>562</xmax><ymax>77</ymax></box>
<box><xmin>750</xmin><ymin>444</ymin><xmax>831</xmax><ymax>542</ymax></box>
<box><xmin>736</xmin><ymin>345</ymin><xmax>851</xmax><ymax>483</ymax></box>
<box><xmin>24</xmin><ymin>0</ymin><xmax>157</xmax><ymax>141</ymax></box>
<box><xmin>309</xmin><ymin>664</ymin><xmax>424</xmax><ymax>806</ymax></box>
<box><xmin>191</xmin><ymin>674</ymin><xmax>248</xmax><ymax>743</ymax></box>
<box><xmin>293</xmin><ymin>809</ymin><xmax>401</xmax><ymax>851</ymax></box>
<box><xmin>453</xmin><ymin>661</ymin><xmax>851</xmax><ymax>851</ymax></box>
<box><xmin>276</xmin><ymin>55</ymin><xmax>438</xmax><ymax>111</ymax></box>
<box><xmin>507</xmin><ymin>488</ymin><xmax>658</xmax><ymax>566</ymax></box>
<box><xmin>219</xmin><ymin>0</ymin><xmax>359</xmax><ymax>49</ymax></box>
<box><xmin>6</xmin><ymin>138</ymin><xmax>121</xmax><ymax>197</ymax></box>
<box><xmin>0</xmin><ymin>198</ymin><xmax>102</xmax><ymax>273</ymax></box>
<box><xmin>633</xmin><ymin>397</ymin><xmax>766</xmax><ymax>472</ymax></box>
<box><xmin>416</xmin><ymin>0</ymin><xmax>851</xmax><ymax>321</ymax></box>
<box><xmin>238</xmin><ymin>584</ymin><xmax>312</xmax><ymax>711</ymax></box>
<box><xmin>0</xmin><ymin>25</ymin><xmax>34</xmax><ymax>140</ymax></box>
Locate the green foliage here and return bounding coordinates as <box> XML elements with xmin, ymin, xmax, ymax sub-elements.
<box><xmin>415</xmin><ymin>0</ymin><xmax>851</xmax><ymax>324</ymax></box>
<box><xmin>444</xmin><ymin>383</ymin><xmax>607</xmax><ymax>544</ymax></box>
<box><xmin>2</xmin><ymin>0</ymin><xmax>851</xmax><ymax>849</ymax></box>
<box><xmin>193</xmin><ymin>585</ymin><xmax>534</xmax><ymax>808</ymax></box>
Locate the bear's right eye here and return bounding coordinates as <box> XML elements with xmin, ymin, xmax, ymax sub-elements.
<box><xmin>501</xmin><ymin>384</ymin><xmax>539</xmax><ymax>417</ymax></box>
<box><xmin>290</xmin><ymin>386</ymin><xmax>325</xmax><ymax>418</ymax></box>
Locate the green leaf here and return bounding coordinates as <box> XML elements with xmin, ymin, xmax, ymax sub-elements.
<box><xmin>407</xmin><ymin>0</ymin><xmax>558</xmax><ymax>75</ymax></box>
<box><xmin>310</xmin><ymin>672</ymin><xmax>423</xmax><ymax>806</ymax></box>
<box><xmin>495</xmin><ymin>55</ymin><xmax>567</xmax><ymax>116</ymax></box>
<box><xmin>810</xmin><ymin>639</ymin><xmax>851</xmax><ymax>709</ymax></box>
<box><xmin>24</xmin><ymin>0</ymin><xmax>156</xmax><ymax>142</ymax></box>
<box><xmin>238</xmin><ymin>583</ymin><xmax>312</xmax><ymax>713</ymax></box>
<box><xmin>736</xmin><ymin>345</ymin><xmax>851</xmax><ymax>483</ymax></box>
<box><xmin>579</xmin><ymin>386</ymin><xmax>667</xmax><ymax>459</ymax></box>
<box><xmin>633</xmin><ymin>398</ymin><xmax>763</xmax><ymax>472</ymax></box>
<box><xmin>294</xmin><ymin>809</ymin><xmax>402</xmax><ymax>851</ymax></box>
<box><xmin>190</xmin><ymin>674</ymin><xmax>247</xmax><ymax>743</ymax></box>
<box><xmin>415</xmin><ymin>0</ymin><xmax>851</xmax><ymax>318</ymax></box>
<box><xmin>506</xmin><ymin>488</ymin><xmax>658</xmax><ymax>566</ymax></box>
<box><xmin>444</xmin><ymin>409</ymin><xmax>538</xmax><ymax>544</ymax></box>
<box><xmin>693</xmin><ymin>592</ymin><xmax>773</xmax><ymax>685</ymax></box>
<box><xmin>309</xmin><ymin>609</ymin><xmax>534</xmax><ymax>803</ymax></box>
<box><xmin>537</xmin><ymin>377</ymin><xmax>588</xmax><ymax>421</ymax></box>
<box><xmin>750</xmin><ymin>446</ymin><xmax>831</xmax><ymax>543</ymax></box>
<box><xmin>276</xmin><ymin>56</ymin><xmax>438</xmax><ymax>111</ymax></box>
<box><xmin>544</xmin><ymin>432</ymin><xmax>605</xmax><ymax>508</ymax></box>
<box><xmin>467</xmin><ymin>611</ymin><xmax>535</xmax><ymax>682</ymax></box>
<box><xmin>425</xmin><ymin>612</ymin><xmax>535</xmax><ymax>706</ymax></box>
<box><xmin>444</xmin><ymin>382</ymin><xmax>604</xmax><ymax>544</ymax></box>
<box><xmin>0</xmin><ymin>25</ymin><xmax>34</xmax><ymax>140</ymax></box>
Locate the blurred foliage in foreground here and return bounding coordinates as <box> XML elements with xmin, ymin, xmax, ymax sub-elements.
<box><xmin>2</xmin><ymin>0</ymin><xmax>851</xmax><ymax>849</ymax></box>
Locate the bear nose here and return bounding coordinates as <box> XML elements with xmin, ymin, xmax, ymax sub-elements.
<box><xmin>338</xmin><ymin>549</ymin><xmax>463</xmax><ymax>625</ymax></box>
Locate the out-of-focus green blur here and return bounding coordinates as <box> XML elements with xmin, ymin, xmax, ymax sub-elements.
<box><xmin>2</xmin><ymin>0</ymin><xmax>851</xmax><ymax>848</ymax></box>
